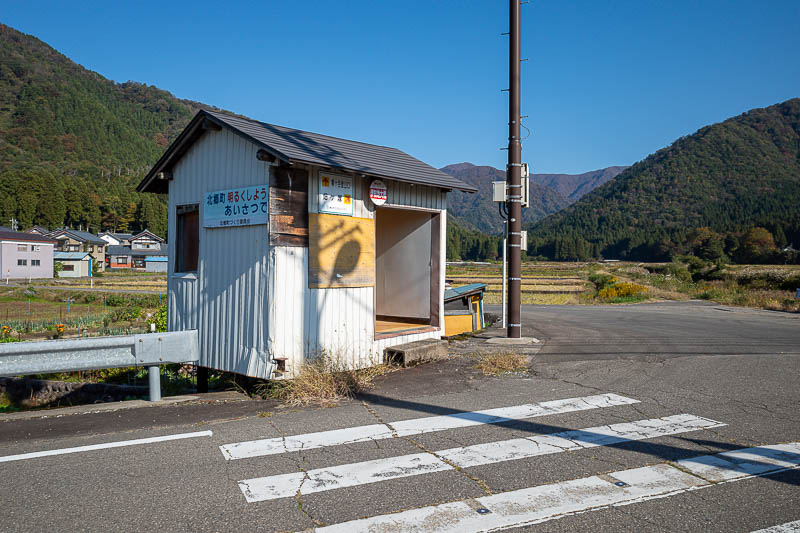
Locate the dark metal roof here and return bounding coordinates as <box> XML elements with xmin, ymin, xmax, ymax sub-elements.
<box><xmin>48</xmin><ymin>229</ymin><xmax>106</xmax><ymax>245</ymax></box>
<box><xmin>138</xmin><ymin>110</ymin><xmax>476</xmax><ymax>194</ymax></box>
<box><xmin>444</xmin><ymin>283</ymin><xmax>487</xmax><ymax>303</ymax></box>
<box><xmin>100</xmin><ymin>232</ymin><xmax>133</xmax><ymax>241</ymax></box>
<box><xmin>0</xmin><ymin>230</ymin><xmax>57</xmax><ymax>244</ymax></box>
<box><xmin>107</xmin><ymin>245</ymin><xmax>167</xmax><ymax>257</ymax></box>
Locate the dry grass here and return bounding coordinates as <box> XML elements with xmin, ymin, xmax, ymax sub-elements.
<box><xmin>476</xmin><ymin>352</ymin><xmax>529</xmax><ymax>376</ymax></box>
<box><xmin>263</xmin><ymin>354</ymin><xmax>395</xmax><ymax>407</ymax></box>
<box><xmin>484</xmin><ymin>292</ymin><xmax>582</xmax><ymax>305</ymax></box>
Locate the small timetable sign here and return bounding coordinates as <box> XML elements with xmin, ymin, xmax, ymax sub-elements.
<box><xmin>203</xmin><ymin>185</ymin><xmax>269</xmax><ymax>228</ymax></box>
<box><xmin>318</xmin><ymin>172</ymin><xmax>353</xmax><ymax>216</ymax></box>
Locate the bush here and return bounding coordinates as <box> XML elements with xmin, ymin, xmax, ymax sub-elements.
<box><xmin>597</xmin><ymin>282</ymin><xmax>648</xmax><ymax>300</ymax></box>
<box><xmin>588</xmin><ymin>273</ymin><xmax>618</xmax><ymax>291</ymax></box>
<box><xmin>110</xmin><ymin>306</ymin><xmax>142</xmax><ymax>322</ymax></box>
<box><xmin>104</xmin><ymin>294</ymin><xmax>126</xmax><ymax>307</ymax></box>
<box><xmin>645</xmin><ymin>262</ymin><xmax>692</xmax><ymax>282</ymax></box>
<box><xmin>149</xmin><ymin>305</ymin><xmax>167</xmax><ymax>332</ymax></box>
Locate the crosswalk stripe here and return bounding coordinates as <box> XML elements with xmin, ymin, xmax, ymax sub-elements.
<box><xmin>312</xmin><ymin>442</ymin><xmax>800</xmax><ymax>533</ymax></box>
<box><xmin>751</xmin><ymin>520</ymin><xmax>800</xmax><ymax>533</ymax></box>
<box><xmin>238</xmin><ymin>413</ymin><xmax>723</xmax><ymax>503</ymax></box>
<box><xmin>220</xmin><ymin>393</ymin><xmax>638</xmax><ymax>460</ymax></box>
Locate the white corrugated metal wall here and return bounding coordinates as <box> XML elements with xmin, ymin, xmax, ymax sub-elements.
<box><xmin>168</xmin><ymin>128</ymin><xmax>273</xmax><ymax>377</ymax></box>
<box><xmin>269</xmin><ymin>166</ymin><xmax>447</xmax><ymax>376</ymax></box>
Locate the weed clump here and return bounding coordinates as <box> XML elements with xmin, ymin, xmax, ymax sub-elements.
<box><xmin>258</xmin><ymin>353</ymin><xmax>394</xmax><ymax>407</ymax></box>
<box><xmin>476</xmin><ymin>352</ymin><xmax>529</xmax><ymax>376</ymax></box>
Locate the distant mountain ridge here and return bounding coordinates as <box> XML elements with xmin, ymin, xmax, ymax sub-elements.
<box><xmin>440</xmin><ymin>163</ymin><xmax>627</xmax><ymax>234</ymax></box>
<box><xmin>533</xmin><ymin>166</ymin><xmax>628</xmax><ymax>201</ymax></box>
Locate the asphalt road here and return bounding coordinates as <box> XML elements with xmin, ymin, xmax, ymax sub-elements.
<box><xmin>1</xmin><ymin>301</ymin><xmax>798</xmax><ymax>532</ymax></box>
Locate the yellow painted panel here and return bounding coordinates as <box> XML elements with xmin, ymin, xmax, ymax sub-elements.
<box><xmin>445</xmin><ymin>314</ymin><xmax>474</xmax><ymax>336</ymax></box>
<box><xmin>309</xmin><ymin>212</ymin><xmax>375</xmax><ymax>288</ymax></box>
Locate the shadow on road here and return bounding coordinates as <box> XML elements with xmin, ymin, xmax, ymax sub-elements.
<box><xmin>355</xmin><ymin>391</ymin><xmax>800</xmax><ymax>487</ymax></box>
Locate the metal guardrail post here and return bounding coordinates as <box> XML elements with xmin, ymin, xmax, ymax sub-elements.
<box><xmin>148</xmin><ymin>365</ymin><xmax>161</xmax><ymax>402</ymax></box>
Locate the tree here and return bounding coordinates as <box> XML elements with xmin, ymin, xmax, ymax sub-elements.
<box><xmin>737</xmin><ymin>227</ymin><xmax>777</xmax><ymax>263</ymax></box>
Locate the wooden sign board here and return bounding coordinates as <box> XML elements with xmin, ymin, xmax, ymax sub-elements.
<box><xmin>308</xmin><ymin>213</ymin><xmax>374</xmax><ymax>288</ymax></box>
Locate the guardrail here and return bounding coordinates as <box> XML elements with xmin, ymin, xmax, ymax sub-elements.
<box><xmin>0</xmin><ymin>331</ymin><xmax>199</xmax><ymax>401</ymax></box>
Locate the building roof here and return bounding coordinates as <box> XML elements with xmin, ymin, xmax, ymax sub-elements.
<box><xmin>444</xmin><ymin>283</ymin><xmax>487</xmax><ymax>303</ymax></box>
<box><xmin>99</xmin><ymin>232</ymin><xmax>134</xmax><ymax>241</ymax></box>
<box><xmin>137</xmin><ymin>110</ymin><xmax>477</xmax><ymax>194</ymax></box>
<box><xmin>107</xmin><ymin>245</ymin><xmax>167</xmax><ymax>257</ymax></box>
<box><xmin>49</xmin><ymin>229</ymin><xmax>107</xmax><ymax>245</ymax></box>
<box><xmin>26</xmin><ymin>225</ymin><xmax>50</xmax><ymax>234</ymax></box>
<box><xmin>54</xmin><ymin>251</ymin><xmax>91</xmax><ymax>260</ymax></box>
<box><xmin>0</xmin><ymin>230</ymin><xmax>57</xmax><ymax>244</ymax></box>
<box><xmin>131</xmin><ymin>229</ymin><xmax>164</xmax><ymax>243</ymax></box>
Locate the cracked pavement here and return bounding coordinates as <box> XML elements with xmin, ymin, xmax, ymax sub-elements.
<box><xmin>0</xmin><ymin>300</ymin><xmax>798</xmax><ymax>532</ymax></box>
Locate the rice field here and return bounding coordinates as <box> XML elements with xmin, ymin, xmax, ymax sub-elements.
<box><xmin>447</xmin><ymin>262</ymin><xmax>593</xmax><ymax>305</ymax></box>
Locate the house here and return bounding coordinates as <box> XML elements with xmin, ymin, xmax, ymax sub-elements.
<box><xmin>47</xmin><ymin>229</ymin><xmax>107</xmax><ymax>271</ymax></box>
<box><xmin>107</xmin><ymin>243</ymin><xmax>168</xmax><ymax>270</ymax></box>
<box><xmin>53</xmin><ymin>251</ymin><xmax>92</xmax><ymax>278</ymax></box>
<box><xmin>130</xmin><ymin>230</ymin><xmax>164</xmax><ymax>250</ymax></box>
<box><xmin>98</xmin><ymin>232</ymin><xmax>133</xmax><ymax>246</ymax></box>
<box><xmin>137</xmin><ymin>109</ymin><xmax>475</xmax><ymax>379</ymax></box>
<box><xmin>25</xmin><ymin>225</ymin><xmax>50</xmax><ymax>236</ymax></box>
<box><xmin>0</xmin><ymin>230</ymin><xmax>56</xmax><ymax>279</ymax></box>
<box><xmin>106</xmin><ymin>245</ymin><xmax>134</xmax><ymax>270</ymax></box>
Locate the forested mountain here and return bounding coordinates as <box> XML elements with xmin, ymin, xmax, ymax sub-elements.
<box><xmin>533</xmin><ymin>166</ymin><xmax>628</xmax><ymax>202</ymax></box>
<box><xmin>441</xmin><ymin>163</ymin><xmax>571</xmax><ymax>234</ymax></box>
<box><xmin>0</xmin><ymin>23</ymin><xmax>209</xmax><ymax>236</ymax></box>
<box><xmin>527</xmin><ymin>98</ymin><xmax>800</xmax><ymax>261</ymax></box>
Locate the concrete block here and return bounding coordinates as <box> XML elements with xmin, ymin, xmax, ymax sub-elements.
<box><xmin>384</xmin><ymin>339</ymin><xmax>449</xmax><ymax>367</ymax></box>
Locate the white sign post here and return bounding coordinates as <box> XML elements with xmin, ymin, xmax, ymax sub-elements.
<box><xmin>203</xmin><ymin>185</ymin><xmax>269</xmax><ymax>228</ymax></box>
<box><xmin>319</xmin><ymin>173</ymin><xmax>353</xmax><ymax>216</ymax></box>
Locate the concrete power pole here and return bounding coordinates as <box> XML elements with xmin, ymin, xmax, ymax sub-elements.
<box><xmin>506</xmin><ymin>0</ymin><xmax>522</xmax><ymax>338</ymax></box>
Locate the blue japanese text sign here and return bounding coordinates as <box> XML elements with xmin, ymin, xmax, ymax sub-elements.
<box><xmin>203</xmin><ymin>185</ymin><xmax>269</xmax><ymax>228</ymax></box>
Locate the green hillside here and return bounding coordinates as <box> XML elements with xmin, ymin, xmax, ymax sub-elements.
<box><xmin>0</xmin><ymin>23</ymin><xmax>207</xmax><ymax>235</ymax></box>
<box><xmin>527</xmin><ymin>98</ymin><xmax>800</xmax><ymax>262</ymax></box>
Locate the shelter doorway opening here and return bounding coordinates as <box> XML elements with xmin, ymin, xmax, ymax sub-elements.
<box><xmin>374</xmin><ymin>207</ymin><xmax>441</xmax><ymax>337</ymax></box>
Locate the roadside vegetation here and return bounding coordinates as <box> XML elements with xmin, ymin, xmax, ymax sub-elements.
<box><xmin>0</xmin><ymin>284</ymin><xmax>166</xmax><ymax>341</ymax></box>
<box><xmin>255</xmin><ymin>352</ymin><xmax>395</xmax><ymax>407</ymax></box>
<box><xmin>447</xmin><ymin>259</ymin><xmax>799</xmax><ymax>312</ymax></box>
<box><xmin>475</xmin><ymin>353</ymin><xmax>529</xmax><ymax>376</ymax></box>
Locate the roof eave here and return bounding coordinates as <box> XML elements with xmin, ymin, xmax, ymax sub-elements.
<box><xmin>137</xmin><ymin>111</ymin><xmax>291</xmax><ymax>194</ymax></box>
<box><xmin>288</xmin><ymin>158</ymin><xmax>478</xmax><ymax>193</ymax></box>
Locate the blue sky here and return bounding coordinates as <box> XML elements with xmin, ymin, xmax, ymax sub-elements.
<box><xmin>4</xmin><ymin>1</ymin><xmax>799</xmax><ymax>173</ymax></box>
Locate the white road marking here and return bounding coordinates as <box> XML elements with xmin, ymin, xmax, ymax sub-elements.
<box><xmin>0</xmin><ymin>430</ymin><xmax>213</xmax><ymax>464</ymax></box>
<box><xmin>313</xmin><ymin>442</ymin><xmax>800</xmax><ymax>533</ymax></box>
<box><xmin>238</xmin><ymin>413</ymin><xmax>723</xmax><ymax>502</ymax></box>
<box><xmin>752</xmin><ymin>520</ymin><xmax>800</xmax><ymax>533</ymax></box>
<box><xmin>220</xmin><ymin>393</ymin><xmax>639</xmax><ymax>460</ymax></box>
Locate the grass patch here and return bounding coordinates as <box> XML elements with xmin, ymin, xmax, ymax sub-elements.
<box><xmin>256</xmin><ymin>354</ymin><xmax>395</xmax><ymax>407</ymax></box>
<box><xmin>476</xmin><ymin>353</ymin><xmax>529</xmax><ymax>376</ymax></box>
<box><xmin>0</xmin><ymin>392</ymin><xmax>21</xmax><ymax>413</ymax></box>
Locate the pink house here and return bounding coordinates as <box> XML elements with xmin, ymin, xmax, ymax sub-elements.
<box><xmin>0</xmin><ymin>230</ymin><xmax>56</xmax><ymax>280</ymax></box>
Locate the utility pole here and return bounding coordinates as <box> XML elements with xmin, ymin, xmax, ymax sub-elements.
<box><xmin>506</xmin><ymin>0</ymin><xmax>522</xmax><ymax>338</ymax></box>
